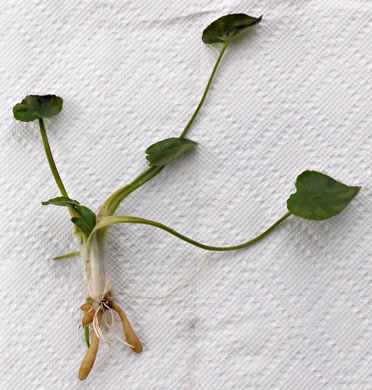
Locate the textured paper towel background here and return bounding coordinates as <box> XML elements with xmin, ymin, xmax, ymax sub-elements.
<box><xmin>1</xmin><ymin>0</ymin><xmax>371</xmax><ymax>389</ymax></box>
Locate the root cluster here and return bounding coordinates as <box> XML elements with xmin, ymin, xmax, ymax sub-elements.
<box><xmin>78</xmin><ymin>294</ymin><xmax>142</xmax><ymax>381</ymax></box>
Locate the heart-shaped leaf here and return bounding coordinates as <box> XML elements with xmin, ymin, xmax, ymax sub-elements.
<box><xmin>202</xmin><ymin>13</ymin><xmax>262</xmax><ymax>44</ymax></box>
<box><xmin>145</xmin><ymin>137</ymin><xmax>197</xmax><ymax>167</ymax></box>
<box><xmin>42</xmin><ymin>196</ymin><xmax>97</xmax><ymax>236</ymax></box>
<box><xmin>13</xmin><ymin>95</ymin><xmax>63</xmax><ymax>122</ymax></box>
<box><xmin>287</xmin><ymin>171</ymin><xmax>361</xmax><ymax>220</ymax></box>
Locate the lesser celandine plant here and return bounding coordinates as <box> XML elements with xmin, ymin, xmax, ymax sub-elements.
<box><xmin>12</xmin><ymin>14</ymin><xmax>361</xmax><ymax>381</ymax></box>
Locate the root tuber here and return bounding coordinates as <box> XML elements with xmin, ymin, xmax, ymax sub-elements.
<box><xmin>82</xmin><ymin>310</ymin><xmax>95</xmax><ymax>325</ymax></box>
<box><xmin>112</xmin><ymin>303</ymin><xmax>143</xmax><ymax>353</ymax></box>
<box><xmin>78</xmin><ymin>310</ymin><xmax>102</xmax><ymax>381</ymax></box>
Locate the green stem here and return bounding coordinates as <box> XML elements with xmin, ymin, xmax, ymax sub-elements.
<box><xmin>39</xmin><ymin>118</ymin><xmax>79</xmax><ymax>229</ymax></box>
<box><xmin>100</xmin><ymin>41</ymin><xmax>230</xmax><ymax>216</ymax></box>
<box><xmin>180</xmin><ymin>40</ymin><xmax>230</xmax><ymax>138</ymax></box>
<box><xmin>84</xmin><ymin>325</ymin><xmax>90</xmax><ymax>348</ymax></box>
<box><xmin>39</xmin><ymin>118</ymin><xmax>68</xmax><ymax>197</ymax></box>
<box><xmin>91</xmin><ymin>212</ymin><xmax>291</xmax><ymax>251</ymax></box>
<box><xmin>99</xmin><ymin>166</ymin><xmax>162</xmax><ymax>218</ymax></box>
<box><xmin>108</xmin><ymin>166</ymin><xmax>164</xmax><ymax>216</ymax></box>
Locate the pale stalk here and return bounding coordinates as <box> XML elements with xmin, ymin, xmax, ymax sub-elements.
<box><xmin>81</xmin><ymin>231</ymin><xmax>110</xmax><ymax>302</ymax></box>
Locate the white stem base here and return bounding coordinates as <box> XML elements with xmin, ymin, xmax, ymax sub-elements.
<box><xmin>81</xmin><ymin>231</ymin><xmax>111</xmax><ymax>301</ymax></box>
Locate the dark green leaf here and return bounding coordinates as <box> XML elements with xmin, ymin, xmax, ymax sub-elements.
<box><xmin>42</xmin><ymin>196</ymin><xmax>80</xmax><ymax>207</ymax></box>
<box><xmin>71</xmin><ymin>217</ymin><xmax>94</xmax><ymax>236</ymax></box>
<box><xmin>13</xmin><ymin>95</ymin><xmax>63</xmax><ymax>122</ymax></box>
<box><xmin>13</xmin><ymin>96</ymin><xmax>40</xmax><ymax>122</ymax></box>
<box><xmin>287</xmin><ymin>171</ymin><xmax>361</xmax><ymax>220</ymax></box>
<box><xmin>42</xmin><ymin>196</ymin><xmax>96</xmax><ymax>236</ymax></box>
<box><xmin>74</xmin><ymin>205</ymin><xmax>97</xmax><ymax>234</ymax></box>
<box><xmin>145</xmin><ymin>137</ymin><xmax>197</xmax><ymax>167</ymax></box>
<box><xmin>202</xmin><ymin>14</ymin><xmax>262</xmax><ymax>44</ymax></box>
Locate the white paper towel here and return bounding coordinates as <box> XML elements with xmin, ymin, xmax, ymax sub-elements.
<box><xmin>1</xmin><ymin>0</ymin><xmax>371</xmax><ymax>389</ymax></box>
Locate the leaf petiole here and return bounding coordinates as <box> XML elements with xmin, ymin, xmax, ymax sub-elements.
<box><xmin>107</xmin><ymin>166</ymin><xmax>164</xmax><ymax>216</ymax></box>
<box><xmin>39</xmin><ymin>118</ymin><xmax>68</xmax><ymax>198</ymax></box>
<box><xmin>180</xmin><ymin>40</ymin><xmax>230</xmax><ymax>138</ymax></box>
<box><xmin>99</xmin><ymin>166</ymin><xmax>163</xmax><ymax>217</ymax></box>
<box><xmin>90</xmin><ymin>212</ymin><xmax>291</xmax><ymax>251</ymax></box>
<box><xmin>100</xmin><ymin>41</ymin><xmax>230</xmax><ymax>216</ymax></box>
<box><xmin>39</xmin><ymin>119</ymin><xmax>79</xmax><ymax>225</ymax></box>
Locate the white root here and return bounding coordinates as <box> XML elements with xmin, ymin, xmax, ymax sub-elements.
<box><xmin>101</xmin><ymin>302</ymin><xmax>134</xmax><ymax>348</ymax></box>
<box><xmin>112</xmin><ymin>251</ymin><xmax>210</xmax><ymax>300</ymax></box>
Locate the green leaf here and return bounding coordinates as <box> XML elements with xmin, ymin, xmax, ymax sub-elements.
<box><xmin>13</xmin><ymin>95</ymin><xmax>63</xmax><ymax>122</ymax></box>
<box><xmin>71</xmin><ymin>217</ymin><xmax>94</xmax><ymax>236</ymax></box>
<box><xmin>75</xmin><ymin>205</ymin><xmax>97</xmax><ymax>233</ymax></box>
<box><xmin>53</xmin><ymin>251</ymin><xmax>80</xmax><ymax>260</ymax></box>
<box><xmin>42</xmin><ymin>196</ymin><xmax>97</xmax><ymax>236</ymax></box>
<box><xmin>145</xmin><ymin>137</ymin><xmax>197</xmax><ymax>167</ymax></box>
<box><xmin>42</xmin><ymin>196</ymin><xmax>80</xmax><ymax>207</ymax></box>
<box><xmin>202</xmin><ymin>13</ymin><xmax>262</xmax><ymax>44</ymax></box>
<box><xmin>287</xmin><ymin>171</ymin><xmax>361</xmax><ymax>220</ymax></box>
